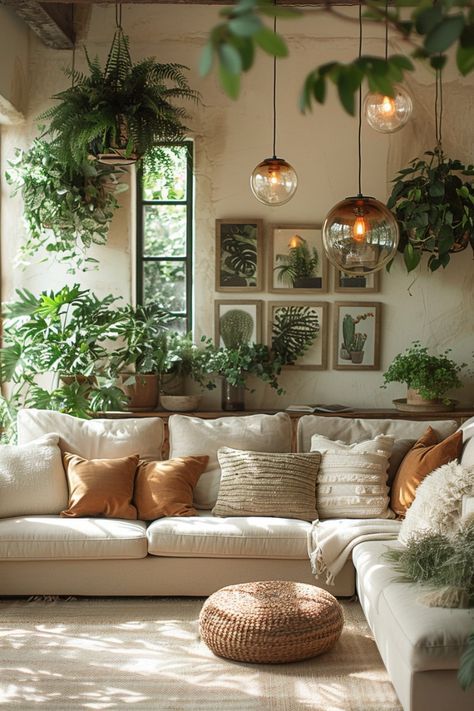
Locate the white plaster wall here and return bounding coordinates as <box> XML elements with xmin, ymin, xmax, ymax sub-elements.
<box><xmin>1</xmin><ymin>4</ymin><xmax>473</xmax><ymax>410</ymax></box>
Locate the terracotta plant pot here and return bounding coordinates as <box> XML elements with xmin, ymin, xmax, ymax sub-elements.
<box><xmin>350</xmin><ymin>351</ymin><xmax>364</xmax><ymax>364</ymax></box>
<box><xmin>121</xmin><ymin>373</ymin><xmax>159</xmax><ymax>411</ymax></box>
<box><xmin>406</xmin><ymin>388</ymin><xmax>440</xmax><ymax>407</ymax></box>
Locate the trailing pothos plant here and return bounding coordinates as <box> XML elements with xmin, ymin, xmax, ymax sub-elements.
<box><xmin>387</xmin><ymin>147</ymin><xmax>474</xmax><ymax>272</ymax></box>
<box><xmin>41</xmin><ymin>25</ymin><xmax>199</xmax><ymax>167</ymax></box>
<box><xmin>5</xmin><ymin>135</ymin><xmax>127</xmax><ymax>272</ymax></box>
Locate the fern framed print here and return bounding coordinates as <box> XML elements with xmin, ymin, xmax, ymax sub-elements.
<box><xmin>215</xmin><ymin>219</ymin><xmax>263</xmax><ymax>292</ymax></box>
<box><xmin>334</xmin><ymin>268</ymin><xmax>380</xmax><ymax>293</ymax></box>
<box><xmin>269</xmin><ymin>225</ymin><xmax>328</xmax><ymax>294</ymax></box>
<box><xmin>267</xmin><ymin>301</ymin><xmax>328</xmax><ymax>370</ymax></box>
<box><xmin>333</xmin><ymin>302</ymin><xmax>381</xmax><ymax>370</ymax></box>
<box><xmin>214</xmin><ymin>300</ymin><xmax>263</xmax><ymax>347</ymax></box>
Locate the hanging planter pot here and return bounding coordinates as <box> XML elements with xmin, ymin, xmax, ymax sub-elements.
<box><xmin>41</xmin><ymin>23</ymin><xmax>199</xmax><ymax>169</ymax></box>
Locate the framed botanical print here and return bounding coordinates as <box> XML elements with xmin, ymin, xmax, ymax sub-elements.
<box><xmin>215</xmin><ymin>219</ymin><xmax>263</xmax><ymax>292</ymax></box>
<box><xmin>269</xmin><ymin>225</ymin><xmax>328</xmax><ymax>294</ymax></box>
<box><xmin>214</xmin><ymin>300</ymin><xmax>263</xmax><ymax>347</ymax></box>
<box><xmin>267</xmin><ymin>301</ymin><xmax>328</xmax><ymax>370</ymax></box>
<box><xmin>334</xmin><ymin>268</ymin><xmax>380</xmax><ymax>293</ymax></box>
<box><xmin>333</xmin><ymin>302</ymin><xmax>381</xmax><ymax>370</ymax></box>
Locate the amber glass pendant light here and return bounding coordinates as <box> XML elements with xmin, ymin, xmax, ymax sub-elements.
<box><xmin>322</xmin><ymin>2</ymin><xmax>399</xmax><ymax>276</ymax></box>
<box><xmin>250</xmin><ymin>9</ymin><xmax>297</xmax><ymax>205</ymax></box>
<box><xmin>364</xmin><ymin>1</ymin><xmax>412</xmax><ymax>133</ymax></box>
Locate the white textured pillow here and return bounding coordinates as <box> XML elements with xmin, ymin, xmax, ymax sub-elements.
<box><xmin>398</xmin><ymin>461</ymin><xmax>474</xmax><ymax>545</ymax></box>
<box><xmin>169</xmin><ymin>412</ymin><xmax>292</xmax><ymax>509</ymax></box>
<box><xmin>0</xmin><ymin>434</ymin><xmax>67</xmax><ymax>517</ymax></box>
<box><xmin>310</xmin><ymin>434</ymin><xmax>394</xmax><ymax>519</ymax></box>
<box><xmin>213</xmin><ymin>447</ymin><xmax>321</xmax><ymax>521</ymax></box>
<box><xmin>17</xmin><ymin>409</ymin><xmax>164</xmax><ymax>461</ymax></box>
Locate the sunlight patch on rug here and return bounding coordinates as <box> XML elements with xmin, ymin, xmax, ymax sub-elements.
<box><xmin>0</xmin><ymin>597</ymin><xmax>401</xmax><ymax>710</ymax></box>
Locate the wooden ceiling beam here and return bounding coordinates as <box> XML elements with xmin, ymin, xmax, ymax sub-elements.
<box><xmin>1</xmin><ymin>1</ymin><xmax>75</xmax><ymax>49</ymax></box>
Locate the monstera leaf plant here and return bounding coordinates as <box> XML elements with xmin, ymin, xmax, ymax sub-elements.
<box><xmin>271</xmin><ymin>305</ymin><xmax>320</xmax><ymax>365</ymax></box>
<box><xmin>387</xmin><ymin>148</ymin><xmax>474</xmax><ymax>273</ymax></box>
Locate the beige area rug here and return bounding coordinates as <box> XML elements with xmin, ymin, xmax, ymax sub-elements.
<box><xmin>0</xmin><ymin>597</ymin><xmax>401</xmax><ymax>711</ymax></box>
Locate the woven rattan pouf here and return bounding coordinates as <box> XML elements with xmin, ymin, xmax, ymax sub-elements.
<box><xmin>199</xmin><ymin>580</ymin><xmax>344</xmax><ymax>664</ymax></box>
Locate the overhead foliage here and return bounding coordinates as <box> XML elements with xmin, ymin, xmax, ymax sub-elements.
<box><xmin>200</xmin><ymin>0</ymin><xmax>473</xmax><ymax>113</ymax></box>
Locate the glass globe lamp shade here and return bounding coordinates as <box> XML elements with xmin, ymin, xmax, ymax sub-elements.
<box><xmin>250</xmin><ymin>157</ymin><xmax>298</xmax><ymax>206</ymax></box>
<box><xmin>364</xmin><ymin>85</ymin><xmax>413</xmax><ymax>133</ymax></box>
<box><xmin>322</xmin><ymin>195</ymin><xmax>399</xmax><ymax>275</ymax></box>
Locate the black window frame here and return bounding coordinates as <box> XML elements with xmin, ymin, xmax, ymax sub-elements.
<box><xmin>136</xmin><ymin>140</ymin><xmax>193</xmax><ymax>332</ymax></box>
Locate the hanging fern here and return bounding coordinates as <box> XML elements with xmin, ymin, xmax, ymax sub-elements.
<box><xmin>271</xmin><ymin>305</ymin><xmax>320</xmax><ymax>365</ymax></box>
<box><xmin>41</xmin><ymin>27</ymin><xmax>200</xmax><ymax>168</ymax></box>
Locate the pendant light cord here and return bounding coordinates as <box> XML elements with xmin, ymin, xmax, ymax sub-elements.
<box><xmin>384</xmin><ymin>0</ymin><xmax>388</xmax><ymax>61</ymax></box>
<box><xmin>272</xmin><ymin>6</ymin><xmax>277</xmax><ymax>158</ymax></box>
<box><xmin>71</xmin><ymin>4</ymin><xmax>76</xmax><ymax>87</ymax></box>
<box><xmin>435</xmin><ymin>67</ymin><xmax>443</xmax><ymax>153</ymax></box>
<box><xmin>357</xmin><ymin>0</ymin><xmax>363</xmax><ymax>196</ymax></box>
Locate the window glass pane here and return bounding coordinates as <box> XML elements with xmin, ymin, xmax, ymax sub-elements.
<box><xmin>144</xmin><ymin>204</ymin><xmax>186</xmax><ymax>257</ymax></box>
<box><xmin>143</xmin><ymin>146</ymin><xmax>187</xmax><ymax>201</ymax></box>
<box><xmin>144</xmin><ymin>261</ymin><xmax>186</xmax><ymax>313</ymax></box>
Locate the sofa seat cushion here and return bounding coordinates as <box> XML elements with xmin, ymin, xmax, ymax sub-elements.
<box><xmin>353</xmin><ymin>540</ymin><xmax>472</xmax><ymax>672</ymax></box>
<box><xmin>146</xmin><ymin>512</ymin><xmax>311</xmax><ymax>559</ymax></box>
<box><xmin>0</xmin><ymin>516</ymin><xmax>147</xmax><ymax>560</ymax></box>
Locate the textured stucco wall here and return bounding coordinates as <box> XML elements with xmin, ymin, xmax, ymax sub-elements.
<box><xmin>1</xmin><ymin>4</ymin><xmax>473</xmax><ymax>409</ymax></box>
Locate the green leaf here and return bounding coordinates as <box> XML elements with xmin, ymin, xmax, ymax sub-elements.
<box><xmin>254</xmin><ymin>27</ymin><xmax>288</xmax><ymax>57</ymax></box>
<box><xmin>424</xmin><ymin>16</ymin><xmax>465</xmax><ymax>54</ymax></box>
<box><xmin>458</xmin><ymin>633</ymin><xmax>474</xmax><ymax>691</ymax></box>
<box><xmin>218</xmin><ymin>64</ymin><xmax>241</xmax><ymax>99</ymax></box>
<box><xmin>313</xmin><ymin>76</ymin><xmax>326</xmax><ymax>104</ymax></box>
<box><xmin>229</xmin><ymin>14</ymin><xmax>262</xmax><ymax>38</ymax></box>
<box><xmin>230</xmin><ymin>35</ymin><xmax>255</xmax><ymax>71</ymax></box>
<box><xmin>403</xmin><ymin>244</ymin><xmax>421</xmax><ymax>272</ymax></box>
<box><xmin>457</xmin><ymin>43</ymin><xmax>474</xmax><ymax>76</ymax></box>
<box><xmin>199</xmin><ymin>43</ymin><xmax>214</xmax><ymax>77</ymax></box>
<box><xmin>415</xmin><ymin>6</ymin><xmax>442</xmax><ymax>36</ymax></box>
<box><xmin>218</xmin><ymin>43</ymin><xmax>242</xmax><ymax>75</ymax></box>
<box><xmin>429</xmin><ymin>181</ymin><xmax>445</xmax><ymax>197</ymax></box>
<box><xmin>429</xmin><ymin>54</ymin><xmax>448</xmax><ymax>71</ymax></box>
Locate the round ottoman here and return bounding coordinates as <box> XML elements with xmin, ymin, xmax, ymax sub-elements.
<box><xmin>199</xmin><ymin>580</ymin><xmax>344</xmax><ymax>664</ymax></box>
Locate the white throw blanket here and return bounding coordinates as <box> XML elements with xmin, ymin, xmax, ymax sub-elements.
<box><xmin>307</xmin><ymin>518</ymin><xmax>401</xmax><ymax>585</ymax></box>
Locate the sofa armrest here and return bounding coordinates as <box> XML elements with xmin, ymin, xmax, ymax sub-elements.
<box><xmin>461</xmin><ymin>495</ymin><xmax>474</xmax><ymax>518</ymax></box>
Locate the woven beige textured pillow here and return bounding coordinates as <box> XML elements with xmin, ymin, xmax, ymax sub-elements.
<box><xmin>213</xmin><ymin>447</ymin><xmax>321</xmax><ymax>521</ymax></box>
<box><xmin>310</xmin><ymin>434</ymin><xmax>394</xmax><ymax>519</ymax></box>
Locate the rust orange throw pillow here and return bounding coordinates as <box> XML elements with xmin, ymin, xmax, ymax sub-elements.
<box><xmin>61</xmin><ymin>452</ymin><xmax>139</xmax><ymax>519</ymax></box>
<box><xmin>390</xmin><ymin>427</ymin><xmax>463</xmax><ymax>517</ymax></box>
<box><xmin>134</xmin><ymin>456</ymin><xmax>209</xmax><ymax>520</ymax></box>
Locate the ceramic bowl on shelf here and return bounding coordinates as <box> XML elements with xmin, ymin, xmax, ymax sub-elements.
<box><xmin>393</xmin><ymin>398</ymin><xmax>456</xmax><ymax>413</ymax></box>
<box><xmin>160</xmin><ymin>394</ymin><xmax>201</xmax><ymax>412</ymax></box>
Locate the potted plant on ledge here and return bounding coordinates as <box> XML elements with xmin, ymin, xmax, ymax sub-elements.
<box><xmin>382</xmin><ymin>341</ymin><xmax>466</xmax><ymax>411</ymax></box>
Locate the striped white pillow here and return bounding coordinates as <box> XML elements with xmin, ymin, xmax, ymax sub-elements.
<box><xmin>213</xmin><ymin>447</ymin><xmax>321</xmax><ymax>521</ymax></box>
<box><xmin>310</xmin><ymin>434</ymin><xmax>394</xmax><ymax>519</ymax></box>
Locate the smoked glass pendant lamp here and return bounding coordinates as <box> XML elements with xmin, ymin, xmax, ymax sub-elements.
<box><xmin>364</xmin><ymin>1</ymin><xmax>413</xmax><ymax>133</ymax></box>
<box><xmin>322</xmin><ymin>3</ymin><xmax>399</xmax><ymax>276</ymax></box>
<box><xmin>250</xmin><ymin>14</ymin><xmax>297</xmax><ymax>206</ymax></box>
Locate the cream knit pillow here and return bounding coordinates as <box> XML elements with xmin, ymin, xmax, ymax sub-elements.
<box><xmin>398</xmin><ymin>461</ymin><xmax>474</xmax><ymax>545</ymax></box>
<box><xmin>310</xmin><ymin>434</ymin><xmax>394</xmax><ymax>519</ymax></box>
<box><xmin>213</xmin><ymin>448</ymin><xmax>321</xmax><ymax>521</ymax></box>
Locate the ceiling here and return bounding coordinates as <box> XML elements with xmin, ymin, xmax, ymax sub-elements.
<box><xmin>2</xmin><ymin>0</ymin><xmax>361</xmax><ymax>49</ymax></box>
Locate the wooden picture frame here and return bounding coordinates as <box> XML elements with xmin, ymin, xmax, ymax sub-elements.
<box><xmin>214</xmin><ymin>300</ymin><xmax>263</xmax><ymax>347</ymax></box>
<box><xmin>334</xmin><ymin>268</ymin><xmax>380</xmax><ymax>293</ymax></box>
<box><xmin>333</xmin><ymin>301</ymin><xmax>381</xmax><ymax>370</ymax></box>
<box><xmin>267</xmin><ymin>301</ymin><xmax>328</xmax><ymax>370</ymax></box>
<box><xmin>215</xmin><ymin>219</ymin><xmax>263</xmax><ymax>292</ymax></box>
<box><xmin>269</xmin><ymin>225</ymin><xmax>328</xmax><ymax>294</ymax></box>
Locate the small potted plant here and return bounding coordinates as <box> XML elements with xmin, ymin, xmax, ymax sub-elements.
<box><xmin>382</xmin><ymin>341</ymin><xmax>466</xmax><ymax>410</ymax></box>
<box><xmin>159</xmin><ymin>331</ymin><xmax>213</xmax><ymax>412</ymax></box>
<box><xmin>340</xmin><ymin>312</ymin><xmax>374</xmax><ymax>363</ymax></box>
<box><xmin>387</xmin><ymin>147</ymin><xmax>474</xmax><ymax>273</ymax></box>
<box><xmin>274</xmin><ymin>235</ymin><xmax>321</xmax><ymax>288</ymax></box>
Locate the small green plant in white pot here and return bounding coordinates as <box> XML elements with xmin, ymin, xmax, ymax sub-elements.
<box><xmin>382</xmin><ymin>341</ymin><xmax>466</xmax><ymax>409</ymax></box>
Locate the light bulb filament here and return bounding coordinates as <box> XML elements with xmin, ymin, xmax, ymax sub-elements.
<box><xmin>381</xmin><ymin>96</ymin><xmax>395</xmax><ymax>116</ymax></box>
<box><xmin>353</xmin><ymin>216</ymin><xmax>367</xmax><ymax>242</ymax></box>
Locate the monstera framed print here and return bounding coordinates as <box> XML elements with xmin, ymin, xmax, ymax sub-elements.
<box><xmin>215</xmin><ymin>219</ymin><xmax>263</xmax><ymax>292</ymax></box>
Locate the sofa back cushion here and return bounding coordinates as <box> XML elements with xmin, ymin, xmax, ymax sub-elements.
<box><xmin>459</xmin><ymin>416</ymin><xmax>474</xmax><ymax>468</ymax></box>
<box><xmin>310</xmin><ymin>434</ymin><xmax>394</xmax><ymax>518</ymax></box>
<box><xmin>0</xmin><ymin>434</ymin><xmax>68</xmax><ymax>517</ymax></box>
<box><xmin>297</xmin><ymin>415</ymin><xmax>458</xmax><ymax>486</ymax></box>
<box><xmin>168</xmin><ymin>412</ymin><xmax>292</xmax><ymax>509</ymax></box>
<box><xmin>17</xmin><ymin>408</ymin><xmax>164</xmax><ymax>461</ymax></box>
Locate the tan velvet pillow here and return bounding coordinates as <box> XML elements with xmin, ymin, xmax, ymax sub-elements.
<box><xmin>134</xmin><ymin>456</ymin><xmax>209</xmax><ymax>520</ymax></box>
<box><xmin>61</xmin><ymin>452</ymin><xmax>139</xmax><ymax>519</ymax></box>
<box><xmin>390</xmin><ymin>427</ymin><xmax>463</xmax><ymax>517</ymax></box>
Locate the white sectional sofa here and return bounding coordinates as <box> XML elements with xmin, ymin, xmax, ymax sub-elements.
<box><xmin>1</xmin><ymin>408</ymin><xmax>473</xmax><ymax>711</ymax></box>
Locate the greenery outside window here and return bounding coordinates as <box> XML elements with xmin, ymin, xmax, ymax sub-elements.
<box><xmin>136</xmin><ymin>142</ymin><xmax>193</xmax><ymax>332</ymax></box>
